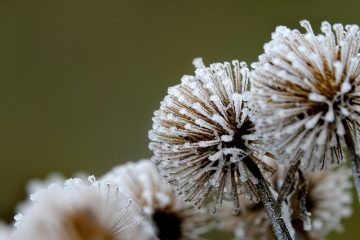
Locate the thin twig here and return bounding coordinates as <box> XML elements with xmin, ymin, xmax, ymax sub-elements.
<box><xmin>243</xmin><ymin>157</ymin><xmax>293</xmax><ymax>240</ymax></box>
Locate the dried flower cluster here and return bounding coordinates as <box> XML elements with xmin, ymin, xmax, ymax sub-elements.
<box><xmin>1</xmin><ymin>20</ymin><xmax>359</xmax><ymax>240</ymax></box>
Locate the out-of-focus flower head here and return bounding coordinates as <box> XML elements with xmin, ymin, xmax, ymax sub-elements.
<box><xmin>13</xmin><ymin>176</ymin><xmax>152</xmax><ymax>240</ymax></box>
<box><xmin>102</xmin><ymin>159</ymin><xmax>212</xmax><ymax>240</ymax></box>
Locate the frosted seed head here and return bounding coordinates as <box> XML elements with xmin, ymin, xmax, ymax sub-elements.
<box><xmin>250</xmin><ymin>20</ymin><xmax>359</xmax><ymax>171</ymax></box>
<box><xmin>149</xmin><ymin>58</ymin><xmax>272</xmax><ymax>213</ymax></box>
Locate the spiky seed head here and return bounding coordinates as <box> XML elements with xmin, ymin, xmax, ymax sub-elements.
<box><xmin>250</xmin><ymin>20</ymin><xmax>360</xmax><ymax>171</ymax></box>
<box><xmin>149</xmin><ymin>58</ymin><xmax>274</xmax><ymax>214</ymax></box>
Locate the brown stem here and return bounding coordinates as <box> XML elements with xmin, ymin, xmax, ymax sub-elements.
<box><xmin>243</xmin><ymin>157</ymin><xmax>293</xmax><ymax>240</ymax></box>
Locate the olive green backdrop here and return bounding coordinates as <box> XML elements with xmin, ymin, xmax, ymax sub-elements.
<box><xmin>0</xmin><ymin>0</ymin><xmax>359</xmax><ymax>239</ymax></box>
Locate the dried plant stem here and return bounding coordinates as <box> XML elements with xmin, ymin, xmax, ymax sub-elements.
<box><xmin>350</xmin><ymin>155</ymin><xmax>360</xmax><ymax>204</ymax></box>
<box><xmin>243</xmin><ymin>157</ymin><xmax>293</xmax><ymax>240</ymax></box>
<box><xmin>344</xmin><ymin>121</ymin><xmax>360</xmax><ymax>205</ymax></box>
<box><xmin>296</xmin><ymin>169</ymin><xmax>311</xmax><ymax>231</ymax></box>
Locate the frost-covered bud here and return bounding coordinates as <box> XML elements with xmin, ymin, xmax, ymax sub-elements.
<box><xmin>149</xmin><ymin>58</ymin><xmax>274</xmax><ymax>213</ymax></box>
<box><xmin>216</xmin><ymin>165</ymin><xmax>353</xmax><ymax>240</ymax></box>
<box><xmin>250</xmin><ymin>20</ymin><xmax>360</xmax><ymax>171</ymax></box>
<box><xmin>13</xmin><ymin>177</ymin><xmax>152</xmax><ymax>240</ymax></box>
<box><xmin>101</xmin><ymin>160</ymin><xmax>212</xmax><ymax>240</ymax></box>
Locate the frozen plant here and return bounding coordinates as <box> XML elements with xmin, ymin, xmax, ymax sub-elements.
<box><xmin>2</xmin><ymin>19</ymin><xmax>360</xmax><ymax>240</ymax></box>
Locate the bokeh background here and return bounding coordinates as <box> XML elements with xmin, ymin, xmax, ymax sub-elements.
<box><xmin>0</xmin><ymin>0</ymin><xmax>359</xmax><ymax>239</ymax></box>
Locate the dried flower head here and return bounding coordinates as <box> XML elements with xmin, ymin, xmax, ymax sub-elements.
<box><xmin>250</xmin><ymin>20</ymin><xmax>360</xmax><ymax>170</ymax></box>
<box><xmin>303</xmin><ymin>167</ymin><xmax>353</xmax><ymax>238</ymax></box>
<box><xmin>149</xmin><ymin>58</ymin><xmax>274</xmax><ymax>213</ymax></box>
<box><xmin>13</xmin><ymin>177</ymin><xmax>150</xmax><ymax>240</ymax></box>
<box><xmin>217</xmin><ymin>165</ymin><xmax>353</xmax><ymax>240</ymax></box>
<box><xmin>101</xmin><ymin>160</ymin><xmax>212</xmax><ymax>240</ymax></box>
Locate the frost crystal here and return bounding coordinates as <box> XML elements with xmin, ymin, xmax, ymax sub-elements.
<box><xmin>149</xmin><ymin>58</ymin><xmax>274</xmax><ymax>213</ymax></box>
<box><xmin>250</xmin><ymin>20</ymin><xmax>360</xmax><ymax>171</ymax></box>
<box><xmin>101</xmin><ymin>159</ymin><xmax>212</xmax><ymax>240</ymax></box>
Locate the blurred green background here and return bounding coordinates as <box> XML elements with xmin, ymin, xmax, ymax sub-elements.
<box><xmin>0</xmin><ymin>0</ymin><xmax>359</xmax><ymax>239</ymax></box>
